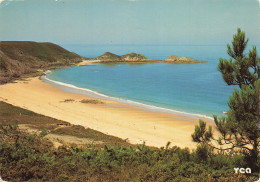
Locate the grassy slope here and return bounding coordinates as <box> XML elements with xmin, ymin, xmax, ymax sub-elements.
<box><xmin>0</xmin><ymin>101</ymin><xmax>131</xmax><ymax>148</ymax></box>
<box><xmin>0</xmin><ymin>41</ymin><xmax>83</xmax><ymax>84</ymax></box>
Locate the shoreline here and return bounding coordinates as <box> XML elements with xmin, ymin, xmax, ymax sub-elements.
<box><xmin>42</xmin><ymin>72</ymin><xmax>214</xmax><ymax>121</ymax></box>
<box><xmin>0</xmin><ymin>76</ymin><xmax>215</xmax><ymax>149</ymax></box>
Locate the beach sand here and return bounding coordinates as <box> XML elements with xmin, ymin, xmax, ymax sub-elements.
<box><xmin>76</xmin><ymin>60</ymin><xmax>101</xmax><ymax>66</ymax></box>
<box><xmin>0</xmin><ymin>77</ymin><xmax>215</xmax><ymax>149</ymax></box>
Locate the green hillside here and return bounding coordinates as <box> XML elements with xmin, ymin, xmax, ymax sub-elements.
<box><xmin>0</xmin><ymin>41</ymin><xmax>84</xmax><ymax>84</ymax></box>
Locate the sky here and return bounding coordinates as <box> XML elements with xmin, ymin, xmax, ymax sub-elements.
<box><xmin>0</xmin><ymin>0</ymin><xmax>260</xmax><ymax>45</ymax></box>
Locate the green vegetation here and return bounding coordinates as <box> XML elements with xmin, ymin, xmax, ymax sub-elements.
<box><xmin>0</xmin><ymin>41</ymin><xmax>84</xmax><ymax>84</ymax></box>
<box><xmin>0</xmin><ymin>101</ymin><xmax>258</xmax><ymax>181</ymax></box>
<box><xmin>192</xmin><ymin>28</ymin><xmax>260</xmax><ymax>171</ymax></box>
<box><xmin>51</xmin><ymin>125</ymin><xmax>130</xmax><ymax>148</ymax></box>
<box><xmin>1</xmin><ymin>125</ymin><xmax>258</xmax><ymax>181</ymax></box>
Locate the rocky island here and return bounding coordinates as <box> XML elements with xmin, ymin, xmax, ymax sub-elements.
<box><xmin>121</xmin><ymin>52</ymin><xmax>151</xmax><ymax>62</ymax></box>
<box><xmin>94</xmin><ymin>52</ymin><xmax>152</xmax><ymax>62</ymax></box>
<box><xmin>94</xmin><ymin>52</ymin><xmax>122</xmax><ymax>62</ymax></box>
<box><xmin>94</xmin><ymin>51</ymin><xmax>206</xmax><ymax>63</ymax></box>
<box><xmin>164</xmin><ymin>55</ymin><xmax>206</xmax><ymax>63</ymax></box>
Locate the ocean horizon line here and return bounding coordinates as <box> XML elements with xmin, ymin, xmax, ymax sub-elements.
<box><xmin>61</xmin><ymin>43</ymin><xmax>228</xmax><ymax>47</ymax></box>
<box><xmin>60</xmin><ymin>43</ymin><xmax>260</xmax><ymax>47</ymax></box>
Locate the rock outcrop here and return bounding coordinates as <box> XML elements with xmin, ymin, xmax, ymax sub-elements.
<box><xmin>94</xmin><ymin>52</ymin><xmax>149</xmax><ymax>62</ymax></box>
<box><xmin>94</xmin><ymin>52</ymin><xmax>122</xmax><ymax>62</ymax></box>
<box><xmin>121</xmin><ymin>52</ymin><xmax>148</xmax><ymax>61</ymax></box>
<box><xmin>164</xmin><ymin>55</ymin><xmax>205</xmax><ymax>63</ymax></box>
<box><xmin>94</xmin><ymin>52</ymin><xmax>205</xmax><ymax>63</ymax></box>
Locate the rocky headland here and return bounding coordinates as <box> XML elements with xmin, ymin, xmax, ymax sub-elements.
<box><xmin>0</xmin><ymin>41</ymin><xmax>84</xmax><ymax>84</ymax></box>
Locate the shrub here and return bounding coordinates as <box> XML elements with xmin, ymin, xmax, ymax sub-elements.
<box><xmin>0</xmin><ymin>125</ymin><xmax>258</xmax><ymax>181</ymax></box>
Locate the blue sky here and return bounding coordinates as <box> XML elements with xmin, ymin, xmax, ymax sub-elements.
<box><xmin>0</xmin><ymin>0</ymin><xmax>259</xmax><ymax>45</ymax></box>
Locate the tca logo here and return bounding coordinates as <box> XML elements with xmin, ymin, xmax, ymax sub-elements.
<box><xmin>234</xmin><ymin>168</ymin><xmax>251</xmax><ymax>174</ymax></box>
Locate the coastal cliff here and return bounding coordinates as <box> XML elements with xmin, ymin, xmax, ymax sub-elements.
<box><xmin>0</xmin><ymin>41</ymin><xmax>84</xmax><ymax>84</ymax></box>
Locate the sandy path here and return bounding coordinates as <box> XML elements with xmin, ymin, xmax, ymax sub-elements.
<box><xmin>0</xmin><ymin>77</ymin><xmax>214</xmax><ymax>148</ymax></box>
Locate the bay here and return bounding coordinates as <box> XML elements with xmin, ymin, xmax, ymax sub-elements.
<box><xmin>46</xmin><ymin>44</ymin><xmax>240</xmax><ymax>117</ymax></box>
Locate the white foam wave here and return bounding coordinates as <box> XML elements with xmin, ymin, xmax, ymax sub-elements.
<box><xmin>43</xmin><ymin>70</ymin><xmax>52</xmax><ymax>75</ymax></box>
<box><xmin>41</xmin><ymin>72</ymin><xmax>214</xmax><ymax>121</ymax></box>
<box><xmin>42</xmin><ymin>75</ymin><xmax>109</xmax><ymax>98</ymax></box>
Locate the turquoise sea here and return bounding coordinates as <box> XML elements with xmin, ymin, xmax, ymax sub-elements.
<box><xmin>43</xmin><ymin>44</ymin><xmax>257</xmax><ymax>118</ymax></box>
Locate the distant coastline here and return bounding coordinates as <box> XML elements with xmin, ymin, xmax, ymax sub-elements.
<box><xmin>0</xmin><ymin>41</ymin><xmax>207</xmax><ymax>84</ymax></box>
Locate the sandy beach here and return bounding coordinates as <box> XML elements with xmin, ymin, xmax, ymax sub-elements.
<box><xmin>76</xmin><ymin>60</ymin><xmax>101</xmax><ymax>66</ymax></box>
<box><xmin>0</xmin><ymin>77</ymin><xmax>215</xmax><ymax>149</ymax></box>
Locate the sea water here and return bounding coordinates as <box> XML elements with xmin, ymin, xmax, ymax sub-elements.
<box><xmin>44</xmin><ymin>44</ymin><xmax>245</xmax><ymax>118</ymax></box>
